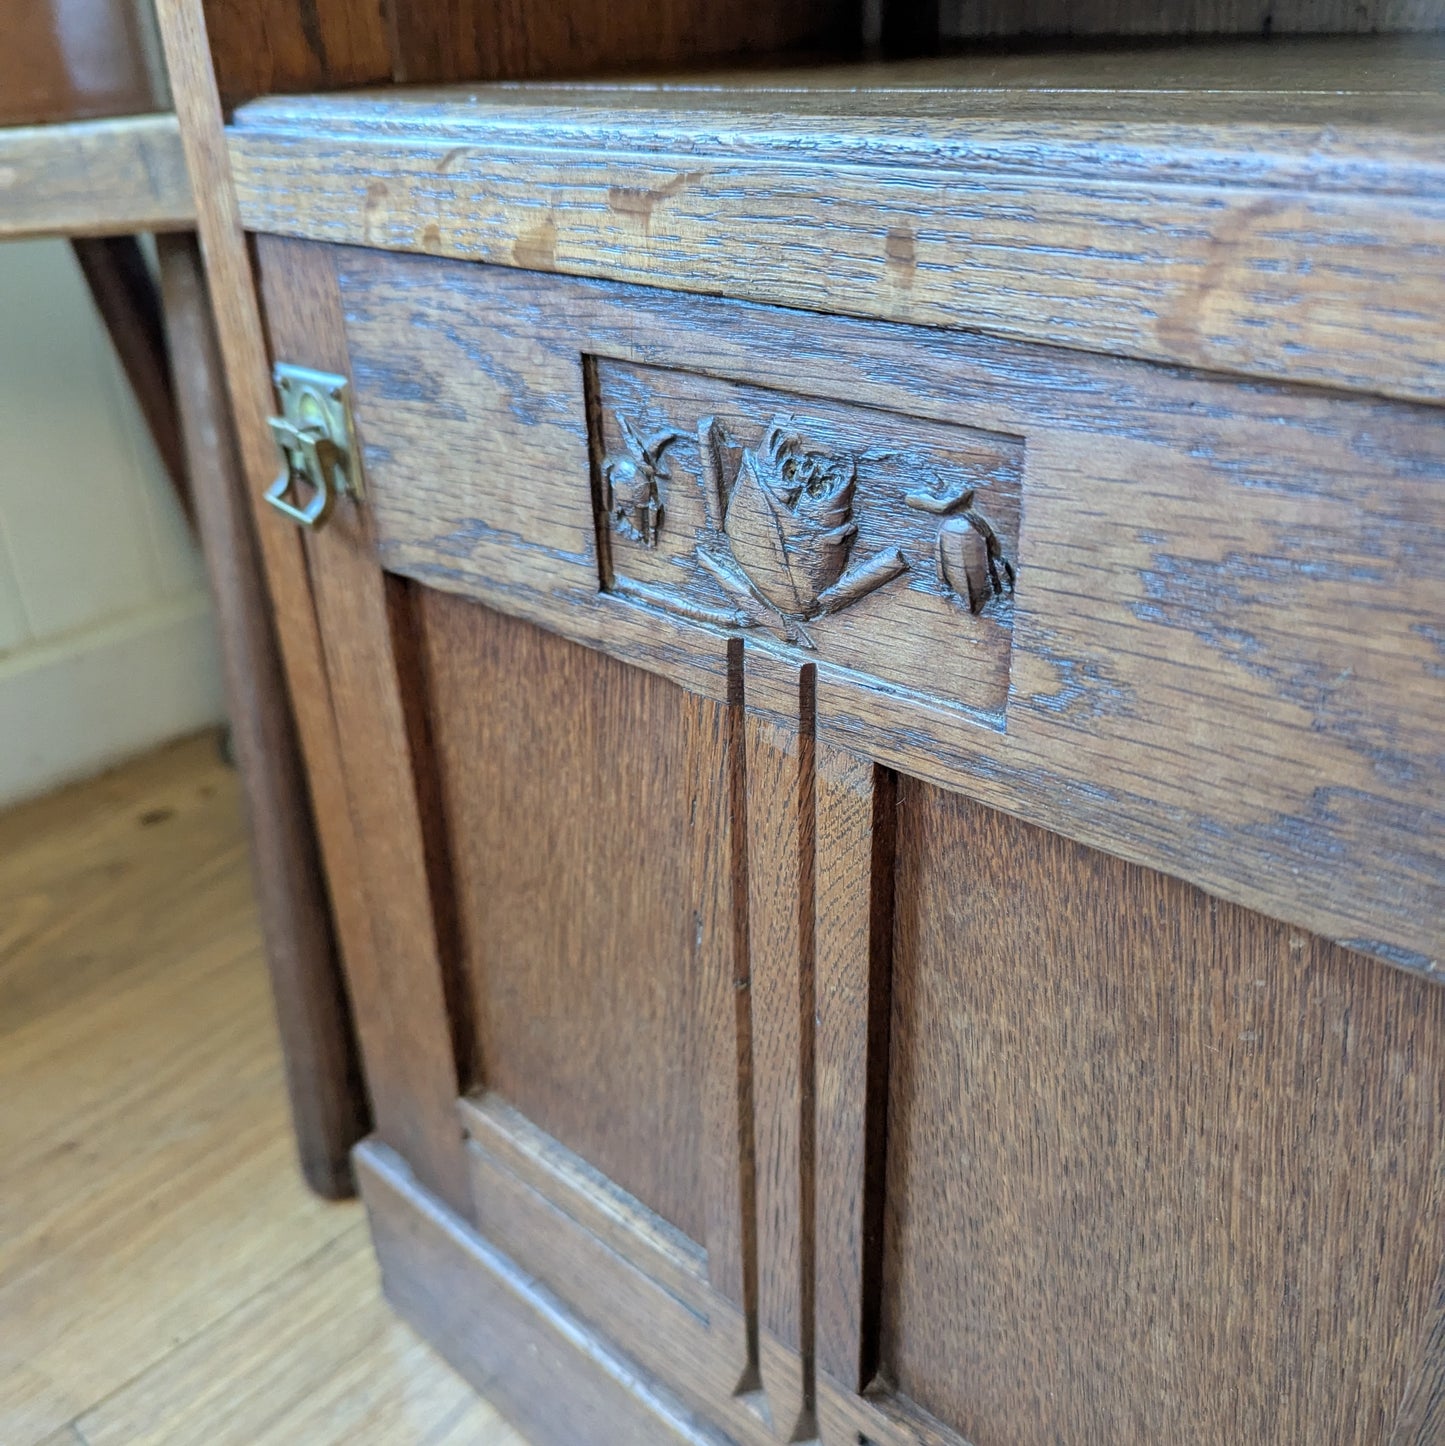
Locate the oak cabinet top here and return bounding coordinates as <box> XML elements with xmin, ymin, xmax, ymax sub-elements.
<box><xmin>228</xmin><ymin>36</ymin><xmax>1445</xmax><ymax>404</ymax></box>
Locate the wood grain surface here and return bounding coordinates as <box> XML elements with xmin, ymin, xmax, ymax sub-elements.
<box><xmin>359</xmin><ymin>1141</ymin><xmax>722</xmax><ymax>1446</ymax></box>
<box><xmin>0</xmin><ymin>737</ymin><xmax>523</xmax><ymax>1446</ymax></box>
<box><xmin>235</xmin><ymin>237</ymin><xmax>1444</xmax><ymax>1444</ymax></box>
<box><xmin>0</xmin><ymin>115</ymin><xmax>194</xmax><ymax>240</ymax></box>
<box><xmin>456</xmin><ymin>1092</ymin><xmax>792</xmax><ymax>1446</ymax></box>
<box><xmin>0</xmin><ymin>740</ymin><xmax>307</xmax><ymax>1444</ymax></box>
<box><xmin>741</xmin><ymin>649</ymin><xmax>817</xmax><ymax>1440</ymax></box>
<box><xmin>378</xmin><ymin>0</ymin><xmax>858</xmax><ymax>89</ymax></box>
<box><xmin>592</xmin><ymin>359</ymin><xmax>1021</xmax><ymax>722</ymax></box>
<box><xmin>813</xmin><ymin>742</ymin><xmax>893</xmax><ymax>1395</ymax></box>
<box><xmin>78</xmin><ymin>1228</ymin><xmax>521</xmax><ymax>1446</ymax></box>
<box><xmin>460</xmin><ymin>1093</ymin><xmax>709</xmax><ymax>1303</ymax></box>
<box><xmin>212</xmin><ymin>24</ymin><xmax>1445</xmax><ymax>1438</ymax></box>
<box><xmin>416</xmin><ymin>593</ymin><xmax>707</xmax><ymax>1241</ymax></box>
<box><xmin>323</xmin><ymin>250</ymin><xmax>1443</xmax><ymax>975</ymax></box>
<box><xmin>258</xmin><ymin>238</ymin><xmax>471</xmax><ymax>1214</ymax></box>
<box><xmin>227</xmin><ymin>39</ymin><xmax>1445</xmax><ymax>403</ymax></box>
<box><xmin>685</xmin><ymin>647</ymin><xmax>756</xmax><ymax>1338</ymax></box>
<box><xmin>1392</xmin><ymin>1262</ymin><xmax>1445</xmax><ymax>1444</ymax></box>
<box><xmin>881</xmin><ymin>781</ymin><xmax>1445</xmax><ymax>1444</ymax></box>
<box><xmin>199</xmin><ymin>0</ymin><xmax>390</xmax><ymax>105</ymax></box>
<box><xmin>156</xmin><ymin>0</ymin><xmax>394</xmax><ymax>1205</ymax></box>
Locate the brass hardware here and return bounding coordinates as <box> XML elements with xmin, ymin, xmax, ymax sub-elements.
<box><xmin>266</xmin><ymin>364</ymin><xmax>359</xmax><ymax>529</ymax></box>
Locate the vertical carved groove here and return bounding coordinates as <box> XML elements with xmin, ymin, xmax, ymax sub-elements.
<box><xmin>580</xmin><ymin>353</ymin><xmax>615</xmax><ymax>593</ymax></box>
<box><xmin>814</xmin><ymin>739</ymin><xmax>897</xmax><ymax>1406</ymax></box>
<box><xmin>858</xmin><ymin>766</ymin><xmax>897</xmax><ymax>1391</ymax></box>
<box><xmin>728</xmin><ymin>638</ymin><xmax>763</xmax><ymax>1394</ymax></box>
<box><xmin>797</xmin><ymin>662</ymin><xmax>819</xmax><ymax>1436</ymax></box>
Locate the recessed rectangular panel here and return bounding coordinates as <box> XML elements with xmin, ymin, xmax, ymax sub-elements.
<box><xmin>591</xmin><ymin>359</ymin><xmax>1022</xmax><ymax>726</ymax></box>
<box><xmin>882</xmin><ymin>780</ymin><xmax>1445</xmax><ymax>1444</ymax></box>
<box><xmin>416</xmin><ymin>589</ymin><xmax>706</xmax><ymax>1244</ymax></box>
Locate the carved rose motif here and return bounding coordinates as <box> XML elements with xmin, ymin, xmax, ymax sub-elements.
<box><xmin>696</xmin><ymin>414</ymin><xmax>907</xmax><ymax>648</ymax></box>
<box><xmin>722</xmin><ymin>421</ymin><xmax>859</xmax><ymax>615</ymax></box>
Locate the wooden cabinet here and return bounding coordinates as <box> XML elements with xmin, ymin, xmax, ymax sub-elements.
<box><xmin>238</xmin><ymin>44</ymin><xmax>1445</xmax><ymax>1446</ymax></box>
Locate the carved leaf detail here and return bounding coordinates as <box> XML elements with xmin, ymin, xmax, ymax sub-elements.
<box><xmin>722</xmin><ymin>417</ymin><xmax>858</xmax><ymax>616</ymax></box>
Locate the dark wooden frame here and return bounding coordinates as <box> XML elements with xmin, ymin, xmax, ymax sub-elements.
<box><xmin>1</xmin><ymin>89</ymin><xmax>367</xmax><ymax>1200</ymax></box>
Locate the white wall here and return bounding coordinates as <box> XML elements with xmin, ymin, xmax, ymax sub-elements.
<box><xmin>0</xmin><ymin>238</ymin><xmax>226</xmax><ymax>809</ymax></box>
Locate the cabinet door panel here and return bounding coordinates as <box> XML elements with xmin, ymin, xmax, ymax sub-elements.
<box><xmin>417</xmin><ymin>589</ymin><xmax>706</xmax><ymax>1242</ymax></box>
<box><xmin>869</xmin><ymin>779</ymin><xmax>1445</xmax><ymax>1445</ymax></box>
<box><xmin>257</xmin><ymin>237</ymin><xmax>765</xmax><ymax>1442</ymax></box>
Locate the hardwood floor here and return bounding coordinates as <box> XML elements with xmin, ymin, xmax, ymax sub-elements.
<box><xmin>0</xmin><ymin>733</ymin><xmax>528</xmax><ymax>1446</ymax></box>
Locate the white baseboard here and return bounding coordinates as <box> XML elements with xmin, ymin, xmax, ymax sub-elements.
<box><xmin>0</xmin><ymin>591</ymin><xmax>227</xmax><ymax>810</ymax></box>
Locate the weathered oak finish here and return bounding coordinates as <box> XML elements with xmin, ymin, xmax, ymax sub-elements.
<box><xmin>1394</xmin><ymin>1266</ymin><xmax>1445</xmax><ymax>1445</ymax></box>
<box><xmin>358</xmin><ymin>1141</ymin><xmax>719</xmax><ymax>1446</ymax></box>
<box><xmin>742</xmin><ymin>651</ymin><xmax>817</xmax><ymax>1441</ymax></box>
<box><xmin>813</xmin><ymin>741</ymin><xmax>893</xmax><ymax>1396</ymax></box>
<box><xmin>455</xmin><ymin>1092</ymin><xmax>784</xmax><ymax>1446</ymax></box>
<box><xmin>157</xmin><ymin>0</ymin><xmax>396</xmax><ymax>1199</ymax></box>
<box><xmin>686</xmin><ymin>650</ymin><xmax>755</xmax><ymax>1340</ymax></box>
<box><xmin>319</xmin><ymin>250</ymin><xmax>1443</xmax><ymax>976</ymax></box>
<box><xmin>592</xmin><ymin>360</ymin><xmax>1020</xmax><ymax>714</ymax></box>
<box><xmin>461</xmin><ymin>1092</ymin><xmax>709</xmax><ymax>1306</ymax></box>
<box><xmin>256</xmin><ymin>236</ymin><xmax>469</xmax><ymax>1213</ymax></box>
<box><xmin>227</xmin><ymin>41</ymin><xmax>1445</xmax><ymax>404</ymax></box>
<box><xmin>237</xmin><ymin>41</ymin><xmax>1444</xmax><ymax>1446</ymax></box>
<box><xmin>416</xmin><ymin>592</ymin><xmax>706</xmax><ymax>1239</ymax></box>
<box><xmin>878</xmin><ymin>785</ymin><xmax>1445</xmax><ymax>1443</ymax></box>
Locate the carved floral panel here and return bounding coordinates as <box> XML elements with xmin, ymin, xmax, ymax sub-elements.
<box><xmin>589</xmin><ymin>358</ymin><xmax>1024</xmax><ymax>725</ymax></box>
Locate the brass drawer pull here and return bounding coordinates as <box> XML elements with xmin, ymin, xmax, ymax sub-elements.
<box><xmin>266</xmin><ymin>363</ymin><xmax>359</xmax><ymax>529</ymax></box>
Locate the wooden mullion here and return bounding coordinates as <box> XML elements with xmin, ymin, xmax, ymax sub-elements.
<box><xmin>743</xmin><ymin>646</ymin><xmax>818</xmax><ymax>1441</ymax></box>
<box><xmin>814</xmin><ymin>738</ymin><xmax>896</xmax><ymax>1396</ymax></box>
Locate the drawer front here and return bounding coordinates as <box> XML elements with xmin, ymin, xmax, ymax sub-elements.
<box><xmin>336</xmin><ymin>246</ymin><xmax>1444</xmax><ymax>974</ymax></box>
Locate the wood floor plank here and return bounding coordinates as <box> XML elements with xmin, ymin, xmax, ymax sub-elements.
<box><xmin>0</xmin><ymin>734</ymin><xmax>249</xmax><ymax>1037</ymax></box>
<box><xmin>0</xmin><ymin>736</ymin><xmax>528</xmax><ymax>1446</ymax></box>
<box><xmin>77</xmin><ymin>1226</ymin><xmax>524</xmax><ymax>1446</ymax></box>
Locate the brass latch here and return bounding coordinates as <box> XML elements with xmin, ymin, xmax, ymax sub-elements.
<box><xmin>266</xmin><ymin>363</ymin><xmax>359</xmax><ymax>529</ymax></box>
